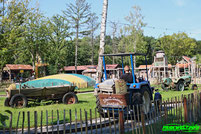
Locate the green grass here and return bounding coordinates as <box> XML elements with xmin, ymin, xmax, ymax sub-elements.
<box><xmin>0</xmin><ymin>89</ymin><xmax>6</xmax><ymax>95</ymax></box>
<box><xmin>0</xmin><ymin>93</ymin><xmax>96</xmax><ymax>129</ymax></box>
<box><xmin>75</xmin><ymin>87</ymin><xmax>94</xmax><ymax>92</ymax></box>
<box><xmin>157</xmin><ymin>89</ymin><xmax>199</xmax><ymax>100</ymax></box>
<box><xmin>151</xmin><ymin>83</ymin><xmax>201</xmax><ymax>100</ymax></box>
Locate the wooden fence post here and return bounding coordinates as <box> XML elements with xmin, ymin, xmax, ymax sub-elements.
<box><xmin>34</xmin><ymin>111</ymin><xmax>37</xmax><ymax>134</ymax></box>
<box><xmin>16</xmin><ymin>112</ymin><xmax>21</xmax><ymax>134</ymax></box>
<box><xmin>9</xmin><ymin>112</ymin><xmax>12</xmax><ymax>134</ymax></box>
<box><xmin>27</xmin><ymin>111</ymin><xmax>30</xmax><ymax>134</ymax></box>
<box><xmin>22</xmin><ymin>111</ymin><xmax>25</xmax><ymax>134</ymax></box>
<box><xmin>183</xmin><ymin>97</ymin><xmax>188</xmax><ymax>123</ymax></box>
<box><xmin>46</xmin><ymin>110</ymin><xmax>48</xmax><ymax>134</ymax></box>
<box><xmin>200</xmin><ymin>92</ymin><xmax>201</xmax><ymax>118</ymax></box>
<box><xmin>141</xmin><ymin>106</ymin><xmax>146</xmax><ymax>134</ymax></box>
<box><xmin>119</xmin><ymin>109</ymin><xmax>124</xmax><ymax>134</ymax></box>
<box><xmin>84</xmin><ymin>109</ymin><xmax>88</xmax><ymax>134</ymax></box>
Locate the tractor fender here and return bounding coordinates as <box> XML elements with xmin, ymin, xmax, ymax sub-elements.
<box><xmin>176</xmin><ymin>79</ymin><xmax>184</xmax><ymax>84</ymax></box>
<box><xmin>129</xmin><ymin>81</ymin><xmax>150</xmax><ymax>89</ymax></box>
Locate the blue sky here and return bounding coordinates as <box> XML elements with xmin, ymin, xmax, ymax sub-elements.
<box><xmin>37</xmin><ymin>0</ymin><xmax>201</xmax><ymax>40</ymax></box>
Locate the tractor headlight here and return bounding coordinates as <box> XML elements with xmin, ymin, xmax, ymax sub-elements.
<box><xmin>133</xmin><ymin>85</ymin><xmax>136</xmax><ymax>88</ymax></box>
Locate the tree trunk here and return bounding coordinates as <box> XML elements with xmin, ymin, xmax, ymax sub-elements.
<box><xmin>133</xmin><ymin>35</ymin><xmax>137</xmax><ymax>69</ymax></box>
<box><xmin>75</xmin><ymin>24</ymin><xmax>79</xmax><ymax>74</ymax></box>
<box><xmin>96</xmin><ymin>0</ymin><xmax>108</xmax><ymax>83</ymax></box>
<box><xmin>30</xmin><ymin>52</ymin><xmax>35</xmax><ymax>71</ymax></box>
<box><xmin>91</xmin><ymin>28</ymin><xmax>94</xmax><ymax>65</ymax></box>
<box><xmin>0</xmin><ymin>69</ymin><xmax>2</xmax><ymax>83</ymax></box>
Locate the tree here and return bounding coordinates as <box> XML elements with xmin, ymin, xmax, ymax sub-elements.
<box><xmin>63</xmin><ymin>0</ymin><xmax>91</xmax><ymax>73</ymax></box>
<box><xmin>110</xmin><ymin>21</ymin><xmax>119</xmax><ymax>64</ymax></box>
<box><xmin>0</xmin><ymin>0</ymin><xmax>38</xmax><ymax>81</ymax></box>
<box><xmin>96</xmin><ymin>0</ymin><xmax>108</xmax><ymax>83</ymax></box>
<box><xmin>88</xmin><ymin>13</ymin><xmax>99</xmax><ymax>65</ymax></box>
<box><xmin>159</xmin><ymin>32</ymin><xmax>197</xmax><ymax>65</ymax></box>
<box><xmin>123</xmin><ymin>6</ymin><xmax>146</xmax><ymax>68</ymax></box>
<box><xmin>143</xmin><ymin>36</ymin><xmax>157</xmax><ymax>64</ymax></box>
<box><xmin>46</xmin><ymin>15</ymin><xmax>72</xmax><ymax>74</ymax></box>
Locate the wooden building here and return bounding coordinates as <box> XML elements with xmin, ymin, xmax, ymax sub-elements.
<box><xmin>2</xmin><ymin>64</ymin><xmax>33</xmax><ymax>82</ymax></box>
<box><xmin>63</xmin><ymin>64</ymin><xmax>121</xmax><ymax>80</ymax></box>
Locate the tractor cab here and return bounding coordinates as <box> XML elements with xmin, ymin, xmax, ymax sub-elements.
<box><xmin>95</xmin><ymin>53</ymin><xmax>154</xmax><ymax>115</ymax></box>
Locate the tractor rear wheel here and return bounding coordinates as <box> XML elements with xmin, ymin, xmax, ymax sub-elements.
<box><xmin>132</xmin><ymin>86</ymin><xmax>151</xmax><ymax>114</ymax></box>
<box><xmin>96</xmin><ymin>95</ymin><xmax>102</xmax><ymax>113</ymax></box>
<box><xmin>176</xmin><ymin>80</ymin><xmax>184</xmax><ymax>91</ymax></box>
<box><xmin>141</xmin><ymin>86</ymin><xmax>151</xmax><ymax>114</ymax></box>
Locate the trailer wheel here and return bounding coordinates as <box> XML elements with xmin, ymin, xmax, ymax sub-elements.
<box><xmin>176</xmin><ymin>80</ymin><xmax>184</xmax><ymax>91</ymax></box>
<box><xmin>62</xmin><ymin>92</ymin><xmax>78</xmax><ymax>104</ymax></box>
<box><xmin>10</xmin><ymin>94</ymin><xmax>28</xmax><ymax>108</ymax></box>
<box><xmin>4</xmin><ymin>98</ymin><xmax>10</xmax><ymax>107</ymax></box>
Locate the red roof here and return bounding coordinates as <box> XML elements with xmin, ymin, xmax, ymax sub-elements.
<box><xmin>183</xmin><ymin>56</ymin><xmax>191</xmax><ymax>63</ymax></box>
<box><xmin>138</xmin><ymin>65</ymin><xmax>152</xmax><ymax>69</ymax></box>
<box><xmin>138</xmin><ymin>64</ymin><xmax>172</xmax><ymax>69</ymax></box>
<box><xmin>4</xmin><ymin>64</ymin><xmax>33</xmax><ymax>70</ymax></box>
<box><xmin>63</xmin><ymin>64</ymin><xmax>119</xmax><ymax>71</ymax></box>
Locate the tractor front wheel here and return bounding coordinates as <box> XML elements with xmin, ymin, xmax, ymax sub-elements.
<box><xmin>161</xmin><ymin>84</ymin><xmax>168</xmax><ymax>91</ymax></box>
<box><xmin>176</xmin><ymin>81</ymin><xmax>184</xmax><ymax>91</ymax></box>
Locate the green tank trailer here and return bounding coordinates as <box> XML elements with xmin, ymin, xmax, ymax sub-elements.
<box><xmin>161</xmin><ymin>75</ymin><xmax>191</xmax><ymax>91</ymax></box>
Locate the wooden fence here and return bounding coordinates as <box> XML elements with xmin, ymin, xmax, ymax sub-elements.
<box><xmin>1</xmin><ymin>91</ymin><xmax>201</xmax><ymax>134</ymax></box>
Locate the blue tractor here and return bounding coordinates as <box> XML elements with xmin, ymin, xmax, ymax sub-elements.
<box><xmin>94</xmin><ymin>53</ymin><xmax>154</xmax><ymax>115</ymax></box>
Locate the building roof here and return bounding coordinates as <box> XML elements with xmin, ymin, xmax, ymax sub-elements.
<box><xmin>3</xmin><ymin>64</ymin><xmax>33</xmax><ymax>71</ymax></box>
<box><xmin>137</xmin><ymin>64</ymin><xmax>172</xmax><ymax>69</ymax></box>
<box><xmin>137</xmin><ymin>65</ymin><xmax>152</xmax><ymax>69</ymax></box>
<box><xmin>63</xmin><ymin>64</ymin><xmax>119</xmax><ymax>71</ymax></box>
<box><xmin>183</xmin><ymin>56</ymin><xmax>191</xmax><ymax>63</ymax></box>
<box><xmin>82</xmin><ymin>68</ymin><xmax>97</xmax><ymax>73</ymax></box>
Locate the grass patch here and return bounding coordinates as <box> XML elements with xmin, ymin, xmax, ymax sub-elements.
<box><xmin>158</xmin><ymin>89</ymin><xmax>199</xmax><ymax>100</ymax></box>
<box><xmin>0</xmin><ymin>90</ymin><xmax>6</xmax><ymax>95</ymax></box>
<box><xmin>75</xmin><ymin>87</ymin><xmax>94</xmax><ymax>92</ymax></box>
<box><xmin>0</xmin><ymin>93</ymin><xmax>96</xmax><ymax>129</ymax></box>
<box><xmin>151</xmin><ymin>83</ymin><xmax>201</xmax><ymax>100</ymax></box>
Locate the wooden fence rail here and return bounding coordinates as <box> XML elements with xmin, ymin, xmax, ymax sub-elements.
<box><xmin>1</xmin><ymin>91</ymin><xmax>201</xmax><ymax>134</ymax></box>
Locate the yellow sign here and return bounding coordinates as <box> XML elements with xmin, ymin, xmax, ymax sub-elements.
<box><xmin>20</xmin><ymin>70</ymin><xmax>24</xmax><ymax>73</ymax></box>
